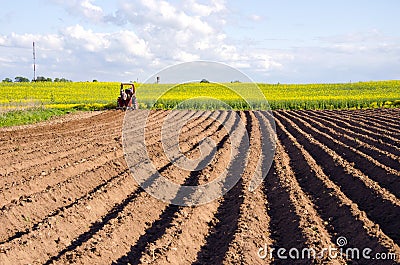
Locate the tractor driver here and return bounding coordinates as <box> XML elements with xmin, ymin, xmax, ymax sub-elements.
<box><xmin>128</xmin><ymin>84</ymin><xmax>135</xmax><ymax>97</ymax></box>
<box><xmin>120</xmin><ymin>88</ymin><xmax>127</xmax><ymax>105</ymax></box>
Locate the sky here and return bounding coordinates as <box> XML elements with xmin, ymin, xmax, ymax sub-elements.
<box><xmin>0</xmin><ymin>0</ymin><xmax>399</xmax><ymax>83</ymax></box>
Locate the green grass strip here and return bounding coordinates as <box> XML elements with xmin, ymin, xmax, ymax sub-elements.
<box><xmin>0</xmin><ymin>108</ymin><xmax>74</xmax><ymax>128</ymax></box>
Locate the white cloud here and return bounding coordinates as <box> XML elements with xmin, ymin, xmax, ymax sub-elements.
<box><xmin>50</xmin><ymin>0</ymin><xmax>104</xmax><ymax>21</ymax></box>
<box><xmin>63</xmin><ymin>25</ymin><xmax>109</xmax><ymax>52</ymax></box>
<box><xmin>60</xmin><ymin>25</ymin><xmax>152</xmax><ymax>68</ymax></box>
<box><xmin>117</xmin><ymin>0</ymin><xmax>215</xmax><ymax>35</ymax></box>
<box><xmin>173</xmin><ymin>51</ymin><xmax>200</xmax><ymax>61</ymax></box>
<box><xmin>0</xmin><ymin>24</ymin><xmax>155</xmax><ymax>81</ymax></box>
<box><xmin>81</xmin><ymin>0</ymin><xmax>102</xmax><ymax>13</ymax></box>
<box><xmin>38</xmin><ymin>0</ymin><xmax>286</xmax><ymax>80</ymax></box>
<box><xmin>118</xmin><ymin>31</ymin><xmax>150</xmax><ymax>56</ymax></box>
<box><xmin>0</xmin><ymin>32</ymin><xmax>63</xmax><ymax>51</ymax></box>
<box><xmin>81</xmin><ymin>1</ymin><xmax>286</xmax><ymax>78</ymax></box>
<box><xmin>3</xmin><ymin>1</ymin><xmax>399</xmax><ymax>82</ymax></box>
<box><xmin>183</xmin><ymin>0</ymin><xmax>226</xmax><ymax>16</ymax></box>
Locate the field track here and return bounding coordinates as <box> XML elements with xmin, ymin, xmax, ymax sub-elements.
<box><xmin>0</xmin><ymin>109</ymin><xmax>399</xmax><ymax>264</ymax></box>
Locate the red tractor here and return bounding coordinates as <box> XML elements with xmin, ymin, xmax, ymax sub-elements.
<box><xmin>117</xmin><ymin>83</ymin><xmax>138</xmax><ymax>110</ymax></box>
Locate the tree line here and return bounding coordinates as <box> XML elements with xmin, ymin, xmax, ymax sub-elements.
<box><xmin>2</xmin><ymin>76</ymin><xmax>72</xmax><ymax>83</ymax></box>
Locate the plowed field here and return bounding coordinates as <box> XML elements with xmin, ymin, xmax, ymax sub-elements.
<box><xmin>0</xmin><ymin>109</ymin><xmax>399</xmax><ymax>265</ymax></box>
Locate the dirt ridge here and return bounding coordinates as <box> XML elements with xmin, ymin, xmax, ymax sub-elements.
<box><xmin>1</xmin><ymin>109</ymin><xmax>399</xmax><ymax>265</ymax></box>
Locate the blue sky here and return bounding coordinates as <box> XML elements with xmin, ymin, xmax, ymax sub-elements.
<box><xmin>1</xmin><ymin>0</ymin><xmax>399</xmax><ymax>83</ymax></box>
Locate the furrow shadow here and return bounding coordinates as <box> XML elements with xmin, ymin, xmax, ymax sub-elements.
<box><xmin>113</xmin><ymin>111</ymin><xmax>237</xmax><ymax>265</ymax></box>
<box><xmin>275</xmin><ymin>118</ymin><xmax>391</xmax><ymax>264</ymax></box>
<box><xmin>276</xmin><ymin>112</ymin><xmax>400</xmax><ymax>245</ymax></box>
<box><xmin>191</xmin><ymin>111</ymin><xmax>251</xmax><ymax>265</ymax></box>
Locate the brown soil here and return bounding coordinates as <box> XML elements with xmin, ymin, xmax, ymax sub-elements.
<box><xmin>0</xmin><ymin>109</ymin><xmax>399</xmax><ymax>265</ymax></box>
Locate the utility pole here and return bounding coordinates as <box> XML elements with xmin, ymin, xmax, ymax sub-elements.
<box><xmin>33</xmin><ymin>42</ymin><xmax>36</xmax><ymax>82</ymax></box>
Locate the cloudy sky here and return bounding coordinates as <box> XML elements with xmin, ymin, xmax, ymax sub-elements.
<box><xmin>1</xmin><ymin>0</ymin><xmax>399</xmax><ymax>83</ymax></box>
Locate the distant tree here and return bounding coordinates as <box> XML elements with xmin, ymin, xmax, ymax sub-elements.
<box><xmin>15</xmin><ymin>76</ymin><xmax>30</xmax><ymax>82</ymax></box>
<box><xmin>36</xmin><ymin>76</ymin><xmax>52</xmax><ymax>82</ymax></box>
<box><xmin>93</xmin><ymin>79</ymin><xmax>98</xmax><ymax>82</ymax></box>
<box><xmin>200</xmin><ymin>79</ymin><xmax>209</xmax><ymax>83</ymax></box>
<box><xmin>2</xmin><ymin>78</ymin><xmax>13</xmax><ymax>83</ymax></box>
<box><xmin>54</xmin><ymin>77</ymin><xmax>72</xmax><ymax>82</ymax></box>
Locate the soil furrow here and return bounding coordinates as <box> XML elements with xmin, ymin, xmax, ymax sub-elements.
<box><xmin>0</xmin><ymin>131</ymin><xmax>119</xmax><ymax>177</ymax></box>
<box><xmin>188</xmin><ymin>111</ymin><xmax>248</xmax><ymax>265</ymax></box>
<box><xmin>0</xmin><ymin>111</ymin><xmax>122</xmax><ymax>150</ymax></box>
<box><xmin>141</xmin><ymin>110</ymin><xmax>198</xmax><ymax>144</ymax></box>
<box><xmin>299</xmin><ymin>110</ymin><xmax>400</xmax><ymax>157</ymax></box>
<box><xmin>0</xmin><ymin>155</ymin><xmax>127</xmax><ymax>242</ymax></box>
<box><xmin>129</xmin><ymin>111</ymin><xmax>265</xmax><ymax>265</ymax></box>
<box><xmin>273</xmin><ymin>115</ymin><xmax>400</xmax><ymax>264</ymax></box>
<box><xmin>274</xmin><ymin>111</ymin><xmax>400</xmax><ymax>245</ymax></box>
<box><xmin>145</xmin><ymin>111</ymin><xmax>229</xmax><ymax>185</ymax></box>
<box><xmin>290</xmin><ymin>111</ymin><xmax>400</xmax><ymax>165</ymax></box>
<box><xmin>48</xmin><ymin>110</ymin><xmax>238</xmax><ymax>264</ymax></box>
<box><xmin>356</xmin><ymin>115</ymin><xmax>400</xmax><ymax>132</ymax></box>
<box><xmin>287</xmin><ymin>110</ymin><xmax>400</xmax><ymax>177</ymax></box>
<box><xmin>320</xmin><ymin>110</ymin><xmax>400</xmax><ymax>141</ymax></box>
<box><xmin>313</xmin><ymin>110</ymin><xmax>400</xmax><ymax>148</ymax></box>
<box><xmin>1</xmin><ymin>132</ymin><xmax>121</xmax><ymax>175</ymax></box>
<box><xmin>105</xmin><ymin>111</ymin><xmax>233</xmax><ymax>265</ymax></box>
<box><xmin>0</xmin><ymin>111</ymin><xmax>172</xmax><ymax>264</ymax></box>
<box><xmin>347</xmin><ymin>116</ymin><xmax>400</xmax><ymax>135</ymax></box>
<box><xmin>0</xmin><ymin>143</ymin><xmax>121</xmax><ymax>205</ymax></box>
<box><xmin>0</xmin><ymin>167</ymin><xmax>130</xmax><ymax>245</ymax></box>
<box><xmin>219</xmin><ymin>111</ymin><xmax>275</xmax><ymax>265</ymax></box>
<box><xmin>337</xmin><ymin>110</ymin><xmax>400</xmax><ymax>132</ymax></box>
<box><xmin>143</xmin><ymin>111</ymin><xmax>214</xmax><ymax>148</ymax></box>
<box><xmin>279</xmin><ymin>111</ymin><xmax>400</xmax><ymax>198</ymax></box>
<box><xmin>0</xmin><ymin>122</ymin><xmax>120</xmax><ymax>165</ymax></box>
<box><xmin>113</xmin><ymin>110</ymin><xmax>240</xmax><ymax>265</ymax></box>
<box><xmin>0</xmin><ymin>109</ymin><xmax>161</xmax><ymax>155</ymax></box>
<box><xmin>0</xmin><ymin>169</ymin><xmax>139</xmax><ymax>264</ymax></box>
<box><xmin>369</xmin><ymin>111</ymin><xmax>400</xmax><ymax>124</ymax></box>
<box><xmin>0</xmin><ymin>109</ymin><xmax>156</xmax><ymax>158</ymax></box>
<box><xmin>0</xmin><ymin>110</ymin><xmax>169</xmax><ymax>190</ymax></box>
<box><xmin>1</xmin><ymin>109</ymin><xmax>399</xmax><ymax>265</ymax></box>
<box><xmin>258</xmin><ymin>111</ymin><xmax>346</xmax><ymax>265</ymax></box>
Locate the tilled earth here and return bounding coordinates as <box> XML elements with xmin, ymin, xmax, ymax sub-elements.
<box><xmin>0</xmin><ymin>109</ymin><xmax>399</xmax><ymax>265</ymax></box>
